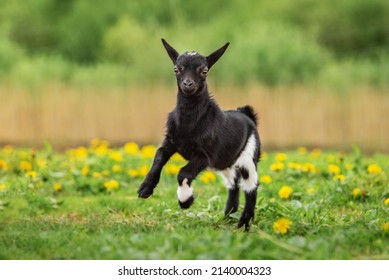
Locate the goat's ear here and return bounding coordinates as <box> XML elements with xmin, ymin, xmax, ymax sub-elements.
<box><xmin>206</xmin><ymin>42</ymin><xmax>230</xmax><ymax>69</ymax></box>
<box><xmin>161</xmin><ymin>38</ymin><xmax>179</xmax><ymax>64</ymax></box>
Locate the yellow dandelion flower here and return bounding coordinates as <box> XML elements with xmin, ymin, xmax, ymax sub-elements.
<box><xmin>53</xmin><ymin>183</ymin><xmax>62</xmax><ymax>191</ymax></box>
<box><xmin>260</xmin><ymin>175</ymin><xmax>272</xmax><ymax>184</ymax></box>
<box><xmin>352</xmin><ymin>188</ymin><xmax>361</xmax><ymax>197</ymax></box>
<box><xmin>382</xmin><ymin>222</ymin><xmax>389</xmax><ymax>232</ymax></box>
<box><xmin>307</xmin><ymin>187</ymin><xmax>315</xmax><ymax>194</ymax></box>
<box><xmin>104</xmin><ymin>180</ymin><xmax>119</xmax><ymax>190</ymax></box>
<box><xmin>102</xmin><ymin>170</ymin><xmax>110</xmax><ymax>176</ymax></box>
<box><xmin>112</xmin><ymin>165</ymin><xmax>122</xmax><ymax>173</ymax></box>
<box><xmin>81</xmin><ymin>166</ymin><xmax>90</xmax><ymax>176</ymax></box>
<box><xmin>128</xmin><ymin>169</ymin><xmax>139</xmax><ymax>178</ymax></box>
<box><xmin>297</xmin><ymin>147</ymin><xmax>307</xmax><ymax>155</ymax></box>
<box><xmin>124</xmin><ymin>142</ymin><xmax>139</xmax><ymax>155</ymax></box>
<box><xmin>0</xmin><ymin>160</ymin><xmax>7</xmax><ymax>171</ymax></box>
<box><xmin>37</xmin><ymin>160</ymin><xmax>46</xmax><ymax>169</ymax></box>
<box><xmin>200</xmin><ymin>171</ymin><xmax>216</xmax><ymax>184</ymax></box>
<box><xmin>18</xmin><ymin>151</ymin><xmax>28</xmax><ymax>159</ymax></box>
<box><xmin>345</xmin><ymin>163</ymin><xmax>353</xmax><ymax>171</ymax></box>
<box><xmin>2</xmin><ymin>145</ymin><xmax>13</xmax><ymax>155</ymax></box>
<box><xmin>273</xmin><ymin>217</ymin><xmax>292</xmax><ymax>235</ymax></box>
<box><xmin>70</xmin><ymin>146</ymin><xmax>88</xmax><ymax>160</ymax></box>
<box><xmin>288</xmin><ymin>162</ymin><xmax>302</xmax><ymax>170</ymax></box>
<box><xmin>328</xmin><ymin>164</ymin><xmax>341</xmax><ymax>174</ymax></box>
<box><xmin>326</xmin><ymin>154</ymin><xmax>337</xmax><ymax>163</ymax></box>
<box><xmin>93</xmin><ymin>172</ymin><xmax>102</xmax><ymax>178</ymax></box>
<box><xmin>25</xmin><ymin>171</ymin><xmax>37</xmax><ymax>178</ymax></box>
<box><xmin>90</xmin><ymin>138</ymin><xmax>109</xmax><ymax>148</ymax></box>
<box><xmin>270</xmin><ymin>162</ymin><xmax>285</xmax><ymax>171</ymax></box>
<box><xmin>141</xmin><ymin>145</ymin><xmax>156</xmax><ymax>159</ymax></box>
<box><xmin>171</xmin><ymin>153</ymin><xmax>186</xmax><ymax>162</ymax></box>
<box><xmin>110</xmin><ymin>151</ymin><xmax>122</xmax><ymax>162</ymax></box>
<box><xmin>275</xmin><ymin>153</ymin><xmax>287</xmax><ymax>162</ymax></box>
<box><xmin>20</xmin><ymin>161</ymin><xmax>32</xmax><ymax>171</ymax></box>
<box><xmin>94</xmin><ymin>144</ymin><xmax>109</xmax><ymax>156</ymax></box>
<box><xmin>367</xmin><ymin>164</ymin><xmax>382</xmax><ymax>175</ymax></box>
<box><xmin>384</xmin><ymin>197</ymin><xmax>389</xmax><ymax>206</ymax></box>
<box><xmin>139</xmin><ymin>165</ymin><xmax>149</xmax><ymax>177</ymax></box>
<box><xmin>165</xmin><ymin>164</ymin><xmax>181</xmax><ymax>175</ymax></box>
<box><xmin>302</xmin><ymin>162</ymin><xmax>316</xmax><ymax>173</ymax></box>
<box><xmin>333</xmin><ymin>174</ymin><xmax>346</xmax><ymax>182</ymax></box>
<box><xmin>278</xmin><ymin>185</ymin><xmax>293</xmax><ymax>199</ymax></box>
<box><xmin>310</xmin><ymin>148</ymin><xmax>321</xmax><ymax>158</ymax></box>
<box><xmin>0</xmin><ymin>184</ymin><xmax>7</xmax><ymax>191</ymax></box>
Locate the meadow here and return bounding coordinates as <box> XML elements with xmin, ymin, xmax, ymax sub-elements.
<box><xmin>0</xmin><ymin>140</ymin><xmax>388</xmax><ymax>259</ymax></box>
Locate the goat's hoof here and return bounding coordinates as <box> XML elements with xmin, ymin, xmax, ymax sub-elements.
<box><xmin>224</xmin><ymin>207</ymin><xmax>238</xmax><ymax>217</ymax></box>
<box><xmin>237</xmin><ymin>221</ymin><xmax>250</xmax><ymax>232</ymax></box>
<box><xmin>237</xmin><ymin>213</ymin><xmax>253</xmax><ymax>232</ymax></box>
<box><xmin>137</xmin><ymin>184</ymin><xmax>153</xmax><ymax>198</ymax></box>
<box><xmin>178</xmin><ymin>196</ymin><xmax>194</xmax><ymax>209</ymax></box>
<box><xmin>237</xmin><ymin>220</ymin><xmax>249</xmax><ymax>231</ymax></box>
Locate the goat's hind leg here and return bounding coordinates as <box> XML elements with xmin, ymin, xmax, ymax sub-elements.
<box><xmin>237</xmin><ymin>164</ymin><xmax>259</xmax><ymax>231</ymax></box>
<box><xmin>221</xmin><ymin>168</ymin><xmax>240</xmax><ymax>216</ymax></box>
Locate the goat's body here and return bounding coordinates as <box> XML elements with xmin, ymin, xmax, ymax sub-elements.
<box><xmin>167</xmin><ymin>92</ymin><xmax>260</xmax><ymax>171</ymax></box>
<box><xmin>138</xmin><ymin>39</ymin><xmax>261</xmax><ymax>230</ymax></box>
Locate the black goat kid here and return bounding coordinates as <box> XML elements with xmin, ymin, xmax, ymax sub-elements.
<box><xmin>138</xmin><ymin>39</ymin><xmax>261</xmax><ymax>230</ymax></box>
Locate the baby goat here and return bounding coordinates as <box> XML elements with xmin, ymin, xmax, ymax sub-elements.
<box><xmin>137</xmin><ymin>39</ymin><xmax>261</xmax><ymax>230</ymax></box>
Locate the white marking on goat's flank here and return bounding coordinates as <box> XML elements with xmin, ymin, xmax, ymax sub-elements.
<box><xmin>237</xmin><ymin>134</ymin><xmax>258</xmax><ymax>192</ymax></box>
<box><xmin>177</xmin><ymin>178</ymin><xmax>193</xmax><ymax>202</ymax></box>
<box><xmin>220</xmin><ymin>134</ymin><xmax>258</xmax><ymax>193</ymax></box>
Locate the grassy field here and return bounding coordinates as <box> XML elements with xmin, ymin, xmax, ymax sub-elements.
<box><xmin>0</xmin><ymin>140</ymin><xmax>388</xmax><ymax>259</ymax></box>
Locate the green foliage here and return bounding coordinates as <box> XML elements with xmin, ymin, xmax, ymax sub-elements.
<box><xmin>221</xmin><ymin>22</ymin><xmax>329</xmax><ymax>85</ymax></box>
<box><xmin>315</xmin><ymin>0</ymin><xmax>389</xmax><ymax>57</ymax></box>
<box><xmin>0</xmin><ymin>0</ymin><xmax>388</xmax><ymax>87</ymax></box>
<box><xmin>55</xmin><ymin>0</ymin><xmax>123</xmax><ymax>63</ymax></box>
<box><xmin>0</xmin><ymin>37</ymin><xmax>24</xmax><ymax>74</ymax></box>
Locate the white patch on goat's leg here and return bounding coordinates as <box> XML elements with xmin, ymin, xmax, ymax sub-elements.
<box><xmin>235</xmin><ymin>134</ymin><xmax>258</xmax><ymax>193</ymax></box>
<box><xmin>240</xmin><ymin>162</ymin><xmax>258</xmax><ymax>193</ymax></box>
<box><xmin>177</xmin><ymin>178</ymin><xmax>193</xmax><ymax>203</ymax></box>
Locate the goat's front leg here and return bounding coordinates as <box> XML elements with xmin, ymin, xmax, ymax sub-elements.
<box><xmin>177</xmin><ymin>155</ymin><xmax>207</xmax><ymax>209</ymax></box>
<box><xmin>138</xmin><ymin>139</ymin><xmax>176</xmax><ymax>198</ymax></box>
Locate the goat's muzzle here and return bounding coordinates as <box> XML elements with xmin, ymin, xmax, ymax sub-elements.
<box><xmin>180</xmin><ymin>79</ymin><xmax>197</xmax><ymax>95</ymax></box>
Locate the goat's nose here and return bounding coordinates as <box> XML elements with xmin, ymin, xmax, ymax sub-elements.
<box><xmin>183</xmin><ymin>79</ymin><xmax>193</xmax><ymax>87</ymax></box>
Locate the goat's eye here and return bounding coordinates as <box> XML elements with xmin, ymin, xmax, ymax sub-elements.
<box><xmin>174</xmin><ymin>66</ymin><xmax>180</xmax><ymax>74</ymax></box>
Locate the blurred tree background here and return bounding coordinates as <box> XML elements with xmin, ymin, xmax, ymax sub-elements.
<box><xmin>1</xmin><ymin>0</ymin><xmax>388</xmax><ymax>87</ymax></box>
<box><xmin>0</xmin><ymin>0</ymin><xmax>388</xmax><ymax>150</ymax></box>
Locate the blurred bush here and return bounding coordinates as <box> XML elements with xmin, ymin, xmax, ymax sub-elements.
<box><xmin>217</xmin><ymin>22</ymin><xmax>329</xmax><ymax>85</ymax></box>
<box><xmin>0</xmin><ymin>37</ymin><xmax>24</xmax><ymax>74</ymax></box>
<box><xmin>0</xmin><ymin>0</ymin><xmax>387</xmax><ymax>88</ymax></box>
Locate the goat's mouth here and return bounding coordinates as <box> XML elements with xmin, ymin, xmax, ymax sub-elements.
<box><xmin>180</xmin><ymin>86</ymin><xmax>198</xmax><ymax>96</ymax></box>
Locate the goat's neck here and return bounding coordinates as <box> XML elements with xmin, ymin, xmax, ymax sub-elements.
<box><xmin>176</xmin><ymin>86</ymin><xmax>214</xmax><ymax>124</ymax></box>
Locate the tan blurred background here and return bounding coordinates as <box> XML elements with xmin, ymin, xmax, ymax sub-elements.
<box><xmin>1</xmin><ymin>84</ymin><xmax>388</xmax><ymax>152</ymax></box>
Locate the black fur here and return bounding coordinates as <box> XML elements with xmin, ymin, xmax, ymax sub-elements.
<box><xmin>138</xmin><ymin>39</ymin><xmax>261</xmax><ymax>230</ymax></box>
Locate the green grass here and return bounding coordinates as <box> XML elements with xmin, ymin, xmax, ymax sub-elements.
<box><xmin>0</xmin><ymin>142</ymin><xmax>388</xmax><ymax>259</ymax></box>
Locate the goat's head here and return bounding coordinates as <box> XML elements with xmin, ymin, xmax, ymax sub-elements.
<box><xmin>161</xmin><ymin>38</ymin><xmax>229</xmax><ymax>96</ymax></box>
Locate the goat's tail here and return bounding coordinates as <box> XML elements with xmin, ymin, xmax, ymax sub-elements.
<box><xmin>237</xmin><ymin>105</ymin><xmax>258</xmax><ymax>126</ymax></box>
